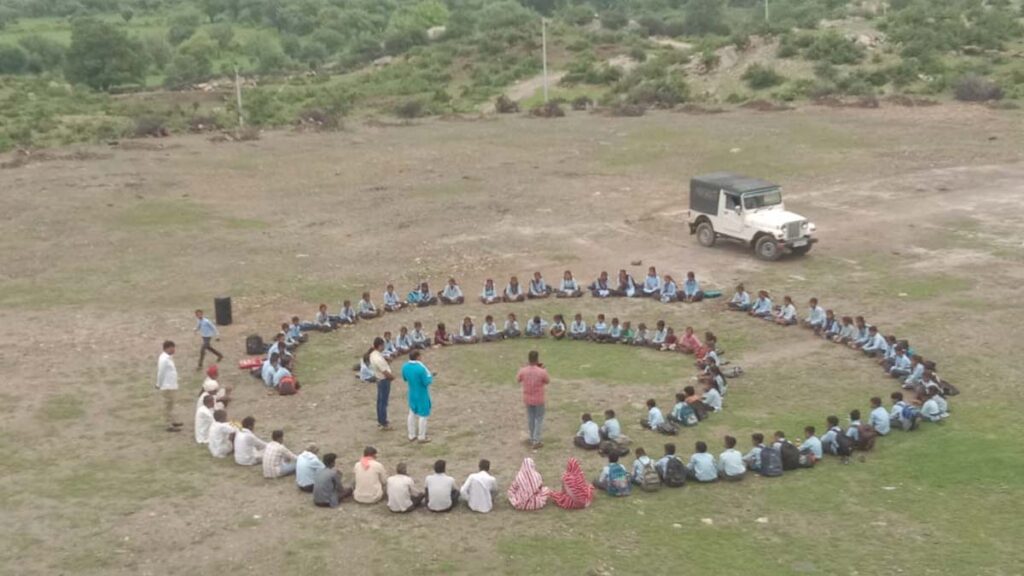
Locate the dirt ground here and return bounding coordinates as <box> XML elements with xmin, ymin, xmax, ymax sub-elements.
<box><xmin>1</xmin><ymin>103</ymin><xmax>1023</xmax><ymax>575</ymax></box>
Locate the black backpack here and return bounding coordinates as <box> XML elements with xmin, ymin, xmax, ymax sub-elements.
<box><xmin>759</xmin><ymin>446</ymin><xmax>783</xmax><ymax>477</ymax></box>
<box><xmin>246</xmin><ymin>334</ymin><xmax>266</xmax><ymax>356</ymax></box>
<box><xmin>779</xmin><ymin>441</ymin><xmax>801</xmax><ymax>471</ymax></box>
<box><xmin>663</xmin><ymin>456</ymin><xmax>687</xmax><ymax>487</ymax></box>
<box><xmin>834</xmin><ymin>430</ymin><xmax>855</xmax><ymax>457</ymax></box>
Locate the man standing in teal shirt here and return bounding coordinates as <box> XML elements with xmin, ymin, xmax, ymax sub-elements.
<box><xmin>402</xmin><ymin>350</ymin><xmax>434</xmax><ymax>443</ymax></box>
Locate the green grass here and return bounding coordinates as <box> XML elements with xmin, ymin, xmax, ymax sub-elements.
<box><xmin>36</xmin><ymin>393</ymin><xmax>86</xmax><ymax>422</ymax></box>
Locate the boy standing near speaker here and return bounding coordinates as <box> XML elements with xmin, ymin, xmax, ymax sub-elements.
<box><xmin>194</xmin><ymin>309</ymin><xmax>224</xmax><ymax>370</ymax></box>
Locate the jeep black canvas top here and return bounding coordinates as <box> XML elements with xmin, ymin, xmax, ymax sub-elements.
<box><xmin>689</xmin><ymin>172</ymin><xmax>779</xmax><ymax>214</ymax></box>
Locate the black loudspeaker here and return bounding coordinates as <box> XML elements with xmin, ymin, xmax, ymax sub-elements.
<box><xmin>214</xmin><ymin>296</ymin><xmax>232</xmax><ymax>326</ymax></box>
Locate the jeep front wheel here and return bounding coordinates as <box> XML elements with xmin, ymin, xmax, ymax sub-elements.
<box><xmin>754</xmin><ymin>236</ymin><xmax>781</xmax><ymax>261</ymax></box>
<box><xmin>696</xmin><ymin>222</ymin><xmax>716</xmax><ymax>247</ymax></box>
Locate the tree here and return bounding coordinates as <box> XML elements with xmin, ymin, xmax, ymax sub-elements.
<box><xmin>0</xmin><ymin>44</ymin><xmax>28</xmax><ymax>74</ymax></box>
<box><xmin>167</xmin><ymin>11</ymin><xmax>202</xmax><ymax>46</ymax></box>
<box><xmin>164</xmin><ymin>32</ymin><xmax>216</xmax><ymax>88</ymax></box>
<box><xmin>64</xmin><ymin>18</ymin><xmax>148</xmax><ymax>90</ymax></box>
<box><xmin>479</xmin><ymin>0</ymin><xmax>534</xmax><ymax>29</ymax></box>
<box><xmin>386</xmin><ymin>0</ymin><xmax>450</xmax><ymax>37</ymax></box>
<box><xmin>121</xmin><ymin>8</ymin><xmax>134</xmax><ymax>23</ymax></box>
<box><xmin>206</xmin><ymin>23</ymin><xmax>235</xmax><ymax>50</ymax></box>
<box><xmin>18</xmin><ymin>35</ymin><xmax>66</xmax><ymax>73</ymax></box>
<box><xmin>142</xmin><ymin>33</ymin><xmax>173</xmax><ymax>71</ymax></box>
<box><xmin>245</xmin><ymin>34</ymin><xmax>289</xmax><ymax>75</ymax></box>
<box><xmin>520</xmin><ymin>0</ymin><xmax>561</xmax><ymax>15</ymax></box>
<box><xmin>684</xmin><ymin>0</ymin><xmax>730</xmax><ymax>36</ymax></box>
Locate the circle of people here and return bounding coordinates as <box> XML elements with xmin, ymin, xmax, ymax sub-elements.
<box><xmin>180</xmin><ymin>268</ymin><xmax>954</xmax><ymax>514</ymax></box>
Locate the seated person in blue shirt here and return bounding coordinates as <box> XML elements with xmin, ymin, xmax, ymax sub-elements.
<box><xmin>589</xmin><ymin>271</ymin><xmax>613</xmax><ymax>298</ymax></box>
<box><xmin>681</xmin><ymin>271</ymin><xmax>704</xmax><ymax>303</ymax></box>
<box><xmin>848</xmin><ymin>316</ymin><xmax>871</xmax><ymax>349</ymax></box>
<box><xmin>612</xmin><ymin>269</ymin><xmax>637</xmax><ymax>297</ymax></box>
<box><xmin>337</xmin><ymin>300</ymin><xmax>358</xmax><ymax>325</ymax></box>
<box><xmin>878</xmin><ymin>335</ymin><xmax>899</xmax><ymax>368</ymax></box>
<box><xmin>642</xmin><ymin>266</ymin><xmax>662</xmax><ymax>298</ymax></box>
<box><xmin>358</xmin><ymin>292</ymin><xmax>381</xmax><ymax>319</ymax></box>
<box><xmin>631</xmin><ymin>447</ymin><xmax>656</xmax><ymax>484</ymax></box>
<box><xmin>846</xmin><ymin>410</ymin><xmax>862</xmax><ymax>443</ymax></box>
<box><xmin>503</xmin><ymin>276</ymin><xmax>526</xmax><ymax>303</ymax></box>
<box><xmin>654</xmin><ymin>443</ymin><xmax>682</xmax><ymax>479</ymax></box>
<box><xmin>288</xmin><ymin>316</ymin><xmax>308</xmax><ymax>344</ymax></box>
<box><xmin>573</xmin><ymin>413</ymin><xmax>601</xmax><ymax>450</ymax></box>
<box><xmin>820</xmin><ymin>415</ymin><xmax>842</xmax><ymax>455</ymax></box>
<box><xmin>901</xmin><ymin>355</ymin><xmax>925</xmax><ymax>389</ymax></box>
<box><xmin>648</xmin><ymin>320</ymin><xmax>668</xmax><ymax>348</ymax></box>
<box><xmin>687</xmin><ymin>441</ymin><xmax>718</xmax><ymax>482</ymax></box>
<box><xmin>773</xmin><ymin>296</ymin><xmax>798</xmax><ymax>325</ymax></box>
<box><xmin>453</xmin><ymin>317</ymin><xmax>478</xmax><ymax>344</ymax></box>
<box><xmin>593</xmin><ymin>453</ymin><xmax>631</xmax><ymax>496</ymax></box>
<box><xmin>395</xmin><ymin>326</ymin><xmax>413</xmax><ymax>355</ymax></box>
<box><xmin>659</xmin><ymin>275</ymin><xmax>678</xmax><ymax>303</ymax></box>
<box><xmin>382</xmin><ymin>331</ymin><xmax>399</xmax><ymax>359</ymax></box>
<box><xmin>557</xmin><ymin>270</ymin><xmax>583</xmax><ymax>298</ymax></box>
<box><xmin>631</xmin><ymin>322</ymin><xmax>649</xmax><ymax>346</ymax></box>
<box><xmin>480</xmin><ymin>279</ymin><xmax>500</xmax><ymax>304</ymax></box>
<box><xmin>640</xmin><ymin>399</ymin><xmax>667</xmax><ymax>431</ymax></box>
<box><xmin>410</xmin><ymin>321</ymin><xmax>429</xmax><ymax>349</ymax></box>
<box><xmin>503</xmin><ymin>313</ymin><xmax>521</xmax><ymax>338</ymax></box>
<box><xmin>742</xmin><ymin>433</ymin><xmax>765</xmax><ymax>472</ymax></box>
<box><xmin>801</xmin><ymin>298</ymin><xmax>826</xmax><ymax>332</ymax></box>
<box><xmin>528</xmin><ymin>271</ymin><xmax>551</xmax><ymax>299</ymax></box>
<box><xmin>868</xmin><ymin>396</ymin><xmax>891</xmax><ymax>435</ymax></box>
<box><xmin>718</xmin><ymin>435</ymin><xmax>747</xmax><ymax>481</ymax></box>
<box><xmin>525</xmin><ymin>316</ymin><xmax>547</xmax><ymax>338</ymax></box>
<box><xmin>313</xmin><ymin>304</ymin><xmax>335</xmax><ymax>331</ymax></box>
<box><xmin>749</xmin><ymin>290</ymin><xmax>773</xmax><ymax>318</ymax></box>
<box><xmin>591</xmin><ymin>314</ymin><xmax>610</xmax><ymax>342</ymax></box>
<box><xmin>569</xmin><ymin>314</ymin><xmax>589</xmax><ymax>340</ymax></box>
<box><xmin>799</xmin><ymin>426</ymin><xmax>823</xmax><ymax>463</ymax></box>
<box><xmin>919</xmin><ymin>389</ymin><xmax>948</xmax><ymax>422</ymax></box>
<box><xmin>821</xmin><ymin>309</ymin><xmax>841</xmax><ymax>339</ymax></box>
<box><xmin>410</xmin><ymin>281</ymin><xmax>439</xmax><ymax>307</ymax></box>
<box><xmin>262</xmin><ymin>353</ymin><xmax>280</xmax><ymax>387</ymax></box>
<box><xmin>440</xmin><ymin>278</ymin><xmax>465</xmax><ymax>305</ymax></box>
<box><xmin>383</xmin><ymin>284</ymin><xmax>405</xmax><ymax>312</ymax></box>
<box><xmin>861</xmin><ymin>326</ymin><xmax>889</xmax><ymax>357</ymax></box>
<box><xmin>728</xmin><ymin>283</ymin><xmax>751</xmax><ymax>311</ymax></box>
<box><xmin>832</xmin><ymin>316</ymin><xmax>856</xmax><ymax>344</ymax></box>
<box><xmin>356</xmin><ymin>353</ymin><xmax>377</xmax><ymax>383</ymax></box>
<box><xmin>481</xmin><ymin>315</ymin><xmax>501</xmax><ymax>342</ymax></box>
<box><xmin>669</xmin><ymin>392</ymin><xmax>698</xmax><ymax>426</ymax></box>
<box><xmin>549</xmin><ymin>314</ymin><xmax>567</xmax><ymax>340</ymax></box>
<box><xmin>608</xmin><ymin>318</ymin><xmax>623</xmax><ymax>343</ymax></box>
<box><xmin>599</xmin><ymin>409</ymin><xmax>628</xmax><ymax>445</ymax></box>
<box><xmin>281</xmin><ymin>323</ymin><xmax>300</xmax><ymax>350</ymax></box>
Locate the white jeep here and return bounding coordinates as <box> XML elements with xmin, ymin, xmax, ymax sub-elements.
<box><xmin>687</xmin><ymin>172</ymin><xmax>817</xmax><ymax>261</ymax></box>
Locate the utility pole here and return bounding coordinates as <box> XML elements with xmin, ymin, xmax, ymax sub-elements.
<box><xmin>234</xmin><ymin>66</ymin><xmax>244</xmax><ymax>128</ymax></box>
<box><xmin>765</xmin><ymin>0</ymin><xmax>769</xmax><ymax>23</ymax></box>
<box><xmin>541</xmin><ymin>18</ymin><xmax>549</xmax><ymax>104</ymax></box>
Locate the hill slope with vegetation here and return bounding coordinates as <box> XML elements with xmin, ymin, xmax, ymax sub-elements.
<box><xmin>1</xmin><ymin>0</ymin><xmax>1022</xmax><ymax>151</ymax></box>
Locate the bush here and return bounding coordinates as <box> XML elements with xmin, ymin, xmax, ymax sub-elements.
<box><xmin>206</xmin><ymin>23</ymin><xmax>234</xmax><ymax>51</ymax></box>
<box><xmin>571</xmin><ymin>95</ymin><xmax>594</xmax><ymax>110</ymax></box>
<box><xmin>134</xmin><ymin>115</ymin><xmax>169</xmax><ymax>138</ymax></box>
<box><xmin>742</xmin><ymin>63</ymin><xmax>785</xmax><ymax>89</ymax></box>
<box><xmin>805</xmin><ymin>31</ymin><xmax>863</xmax><ymax>65</ymax></box>
<box><xmin>954</xmin><ymin>74</ymin><xmax>1003</xmax><ymax>102</ymax></box>
<box><xmin>601</xmin><ymin>10</ymin><xmax>628</xmax><ymax>31</ymax></box>
<box><xmin>394</xmin><ymin>98</ymin><xmax>426</xmax><ymax>118</ymax></box>
<box><xmin>295</xmin><ymin>107</ymin><xmax>341</xmax><ymax>130</ymax></box>
<box><xmin>494</xmin><ymin>94</ymin><xmax>519</xmax><ymax>113</ymax></box>
<box><xmin>530</xmin><ymin>101</ymin><xmax>565</xmax><ymax>118</ymax></box>
<box><xmin>0</xmin><ymin>44</ymin><xmax>27</xmax><ymax>74</ymax></box>
<box><xmin>684</xmin><ymin>0</ymin><xmax>730</xmax><ymax>36</ymax></box>
<box><xmin>167</xmin><ymin>11</ymin><xmax>202</xmax><ymax>46</ymax></box>
<box><xmin>18</xmin><ymin>35</ymin><xmax>65</xmax><ymax>73</ymax></box>
<box><xmin>65</xmin><ymin>19</ymin><xmax>148</xmax><ymax>90</ymax></box>
<box><xmin>610</xmin><ymin>102</ymin><xmax>645</xmax><ymax>116</ymax></box>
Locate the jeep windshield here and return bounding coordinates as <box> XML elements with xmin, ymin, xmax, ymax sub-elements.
<box><xmin>743</xmin><ymin>189</ymin><xmax>782</xmax><ymax>210</ymax></box>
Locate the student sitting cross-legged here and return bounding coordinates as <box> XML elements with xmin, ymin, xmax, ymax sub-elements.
<box><xmin>613</xmin><ymin>269</ymin><xmax>637</xmax><ymax>297</ymax></box>
<box><xmin>592</xmin><ymin>314</ymin><xmax>611</xmax><ymax>342</ymax></box>
<box><xmin>681</xmin><ymin>271</ymin><xmax>704</xmax><ymax>303</ymax></box>
<box><xmin>589</xmin><ymin>271</ymin><xmax>613</xmax><ymax>298</ymax></box>
<box><xmin>649</xmin><ymin>320</ymin><xmax>668</xmax><ymax>348</ymax></box>
<box><xmin>598</xmin><ymin>409</ymin><xmax>631</xmax><ymax>453</ymax></box>
<box><xmin>453</xmin><ymin>316</ymin><xmax>479</xmax><ymax>344</ymax></box>
<box><xmin>358</xmin><ymin>292</ymin><xmax>381</xmax><ymax>319</ymax></box>
<box><xmin>686</xmin><ymin>441</ymin><xmax>718</xmax><ymax>483</ymax></box>
<box><xmin>742</xmin><ymin>433</ymin><xmax>765</xmax><ymax>473</ymax></box>
<box><xmin>608</xmin><ymin>318</ymin><xmax>623</xmax><ymax>343</ymax></box>
<box><xmin>660</xmin><ymin>275</ymin><xmax>678</xmax><ymax>303</ymax></box>
<box><xmin>503</xmin><ymin>276</ymin><xmax>526</xmax><ymax>303</ymax></box>
<box><xmin>395</xmin><ymin>326</ymin><xmax>413</xmax><ymax>356</ymax></box>
<box><xmin>868</xmin><ymin>396</ymin><xmax>891</xmax><ymax>435</ymax></box>
<box><xmin>749</xmin><ymin>290</ymin><xmax>773</xmax><ymax>318</ymax></box>
<box><xmin>773</xmin><ymin>295</ymin><xmax>798</xmax><ymax>325</ymax></box>
<box><xmin>669</xmin><ymin>392</ymin><xmax>699</xmax><ymax>427</ymax></box>
<box><xmin>440</xmin><ymin>278</ymin><xmax>465</xmax><ymax>305</ymax></box>
<box><xmin>410</xmin><ymin>321</ymin><xmax>429</xmax><ymax>350</ymax></box>
<box><xmin>631</xmin><ymin>322</ymin><xmax>648</xmax><ymax>346</ymax></box>
<box><xmin>337</xmin><ymin>300</ymin><xmax>358</xmax><ymax>325</ymax></box>
<box><xmin>833</xmin><ymin>316</ymin><xmax>856</xmax><ymax>344</ymax></box>
<box><xmin>409</xmin><ymin>281</ymin><xmax>439</xmax><ymax>307</ymax></box>
<box><xmin>660</xmin><ymin>327</ymin><xmax>678</xmax><ymax>351</ymax></box>
<box><xmin>386</xmin><ymin>462</ymin><xmax>425</xmax><ymax>513</ymax></box>
<box><xmin>799</xmin><ymin>426</ymin><xmax>823</xmax><ymax>466</ymax></box>
<box><xmin>677</xmin><ymin>326</ymin><xmax>702</xmax><ymax>355</ymax></box>
<box><xmin>381</xmin><ymin>331</ymin><xmax>398</xmax><ymax>360</ymax></box>
<box><xmin>718</xmin><ymin>435</ymin><xmax>747</xmax><ymax>481</ymax></box>
<box><xmin>480</xmin><ymin>279</ymin><xmax>501</xmax><ymax>304</ymax></box>
<box><xmin>655</xmin><ymin>443</ymin><xmax>687</xmax><ymax>487</ymax></box>
<box><xmin>820</xmin><ymin>415</ymin><xmax>844</xmax><ymax>456</ymax></box>
<box><xmin>433</xmin><ymin>322</ymin><xmax>452</xmax><ymax>346</ymax></box>
<box><xmin>641</xmin><ymin>399</ymin><xmax>677</xmax><ymax>435</ymax></box>
<box><xmin>504</xmin><ymin>313</ymin><xmax>521</xmax><ymax>338</ymax></box>
<box><xmin>481</xmin><ymin>315</ymin><xmax>501</xmax><ymax>342</ymax></box>
<box><xmin>802</xmin><ymin>298</ymin><xmax>826</xmax><ymax>332</ymax></box>
<box><xmin>728</xmin><ymin>283</ymin><xmax>751</xmax><ymax>311</ymax></box>
<box><xmin>569</xmin><ymin>314</ymin><xmax>589</xmax><ymax>340</ymax></box>
<box><xmin>550</xmin><ymin>314</ymin><xmax>568</xmax><ymax>340</ymax></box>
<box><xmin>573</xmin><ymin>413</ymin><xmax>602</xmax><ymax>450</ymax></box>
<box><xmin>314</xmin><ymin>304</ymin><xmax>335</xmax><ymax>331</ymax></box>
<box><xmin>822</xmin><ymin>309</ymin><xmax>840</xmax><ymax>339</ymax></box>
<box><xmin>641</xmin><ymin>266</ymin><xmax>662</xmax><ymax>298</ymax></box>
<box><xmin>383</xmin><ymin>284</ymin><xmax>405</xmax><ymax>312</ymax></box>
<box><xmin>631</xmin><ymin>447</ymin><xmax>660</xmax><ymax>490</ymax></box>
<box><xmin>557</xmin><ymin>270</ymin><xmax>583</xmax><ymax>298</ymax></box>
<box><xmin>593</xmin><ymin>452</ymin><xmax>631</xmax><ymax>496</ymax></box>
<box><xmin>525</xmin><ymin>316</ymin><xmax>547</xmax><ymax>338</ymax></box>
<box><xmin>528</xmin><ymin>271</ymin><xmax>551</xmax><ymax>299</ymax></box>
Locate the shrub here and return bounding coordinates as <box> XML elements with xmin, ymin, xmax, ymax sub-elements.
<box><xmin>65</xmin><ymin>19</ymin><xmax>148</xmax><ymax>90</ymax></box>
<box><xmin>295</xmin><ymin>107</ymin><xmax>341</xmax><ymax>130</ymax></box>
<box><xmin>954</xmin><ymin>74</ymin><xmax>1003</xmax><ymax>102</ymax></box>
<box><xmin>167</xmin><ymin>11</ymin><xmax>202</xmax><ymax>46</ymax></box>
<box><xmin>494</xmin><ymin>94</ymin><xmax>519</xmax><ymax>113</ymax></box>
<box><xmin>0</xmin><ymin>44</ymin><xmax>27</xmax><ymax>74</ymax></box>
<box><xmin>394</xmin><ymin>98</ymin><xmax>426</xmax><ymax>118</ymax></box>
<box><xmin>628</xmin><ymin>46</ymin><xmax>647</xmax><ymax>63</ymax></box>
<box><xmin>742</xmin><ymin>63</ymin><xmax>785</xmax><ymax>89</ymax></box>
<box><xmin>18</xmin><ymin>35</ymin><xmax>65</xmax><ymax>73</ymax></box>
<box><xmin>530</xmin><ymin>101</ymin><xmax>565</xmax><ymax>118</ymax></box>
<box><xmin>610</xmin><ymin>102</ymin><xmax>645</xmax><ymax>116</ymax></box>
<box><xmin>805</xmin><ymin>31</ymin><xmax>863</xmax><ymax>65</ymax></box>
<box><xmin>571</xmin><ymin>95</ymin><xmax>594</xmax><ymax>110</ymax></box>
<box><xmin>133</xmin><ymin>115</ymin><xmax>169</xmax><ymax>138</ymax></box>
<box><xmin>206</xmin><ymin>23</ymin><xmax>234</xmax><ymax>51</ymax></box>
<box><xmin>601</xmin><ymin>10</ymin><xmax>628</xmax><ymax>31</ymax></box>
<box><xmin>684</xmin><ymin>0</ymin><xmax>730</xmax><ymax>36</ymax></box>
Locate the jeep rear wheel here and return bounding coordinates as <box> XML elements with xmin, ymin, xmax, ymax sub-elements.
<box><xmin>791</xmin><ymin>243</ymin><xmax>812</xmax><ymax>256</ymax></box>
<box><xmin>696</xmin><ymin>222</ymin><xmax>716</xmax><ymax>247</ymax></box>
<box><xmin>754</xmin><ymin>236</ymin><xmax>781</xmax><ymax>261</ymax></box>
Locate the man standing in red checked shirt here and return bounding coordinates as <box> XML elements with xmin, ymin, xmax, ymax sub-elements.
<box><xmin>517</xmin><ymin>350</ymin><xmax>549</xmax><ymax>449</ymax></box>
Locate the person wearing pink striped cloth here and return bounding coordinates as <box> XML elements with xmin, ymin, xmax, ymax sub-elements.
<box><xmin>507</xmin><ymin>457</ymin><xmax>550</xmax><ymax>510</ymax></box>
<box><xmin>551</xmin><ymin>458</ymin><xmax>594</xmax><ymax>510</ymax></box>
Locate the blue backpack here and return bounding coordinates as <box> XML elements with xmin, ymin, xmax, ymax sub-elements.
<box><xmin>607</xmin><ymin>464</ymin><xmax>631</xmax><ymax>496</ymax></box>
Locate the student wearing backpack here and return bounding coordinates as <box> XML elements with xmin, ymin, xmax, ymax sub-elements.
<box><xmin>641</xmin><ymin>399</ymin><xmax>678</xmax><ymax>435</ymax></box>
<box><xmin>889</xmin><ymin>391</ymin><xmax>918</xmax><ymax>431</ymax></box>
<box><xmin>655</xmin><ymin>443</ymin><xmax>687</xmax><ymax>488</ymax></box>
<box><xmin>772</xmin><ymin>431</ymin><xmax>802</xmax><ymax>471</ymax></box>
<box><xmin>632</xmin><ymin>447</ymin><xmax>661</xmax><ymax>491</ymax></box>
<box><xmin>593</xmin><ymin>453</ymin><xmax>631</xmax><ymax>497</ymax></box>
<box><xmin>846</xmin><ymin>410</ymin><xmax>863</xmax><ymax>444</ymax></box>
<box><xmin>669</xmin><ymin>392</ymin><xmax>699</xmax><ymax>427</ymax></box>
<box><xmin>718</xmin><ymin>436</ymin><xmax>746</xmax><ymax>481</ymax></box>
<box><xmin>758</xmin><ymin>439</ymin><xmax>784</xmax><ymax>478</ymax></box>
<box><xmin>687</xmin><ymin>441</ymin><xmax>718</xmax><ymax>483</ymax></box>
<box><xmin>820</xmin><ymin>416</ymin><xmax>843</xmax><ymax>455</ymax></box>
<box><xmin>742</xmin><ymin>433</ymin><xmax>765</xmax><ymax>473</ymax></box>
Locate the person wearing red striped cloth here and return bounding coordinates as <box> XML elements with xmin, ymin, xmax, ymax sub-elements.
<box><xmin>507</xmin><ymin>457</ymin><xmax>550</xmax><ymax>511</ymax></box>
<box><xmin>551</xmin><ymin>458</ymin><xmax>594</xmax><ymax>510</ymax></box>
<box><xmin>517</xmin><ymin>351</ymin><xmax>549</xmax><ymax>449</ymax></box>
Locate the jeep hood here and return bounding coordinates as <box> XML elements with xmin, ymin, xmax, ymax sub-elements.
<box><xmin>745</xmin><ymin>208</ymin><xmax>807</xmax><ymax>227</ymax></box>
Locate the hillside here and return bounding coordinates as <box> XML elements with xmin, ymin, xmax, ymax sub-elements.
<box><xmin>1</xmin><ymin>0</ymin><xmax>1023</xmax><ymax>151</ymax></box>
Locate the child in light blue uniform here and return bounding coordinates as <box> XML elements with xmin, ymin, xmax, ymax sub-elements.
<box><xmin>440</xmin><ymin>278</ymin><xmax>465</xmax><ymax>305</ymax></box>
<box><xmin>641</xmin><ymin>399</ymin><xmax>665</xmax><ymax>430</ymax></box>
<box><xmin>337</xmin><ymin>300</ymin><xmax>357</xmax><ymax>325</ymax></box>
<box><xmin>660</xmin><ymin>275</ymin><xmax>678</xmax><ymax>303</ymax></box>
<box><xmin>608</xmin><ymin>318</ymin><xmax>622</xmax><ymax>342</ymax></box>
<box><xmin>410</xmin><ymin>321</ymin><xmax>429</xmax><ymax>350</ymax></box>
<box><xmin>642</xmin><ymin>266</ymin><xmax>661</xmax><ymax>297</ymax></box>
<box><xmin>557</xmin><ymin>271</ymin><xmax>583</xmax><ymax>298</ymax></box>
<box><xmin>823</xmin><ymin>310</ymin><xmax>841</xmax><ymax>339</ymax></box>
<box><xmin>614</xmin><ymin>269</ymin><xmax>637</xmax><ymax>297</ymax></box>
<box><xmin>525</xmin><ymin>316</ymin><xmax>547</xmax><ymax>338</ymax></box>
<box><xmin>800</xmin><ymin>426</ymin><xmax>823</xmax><ymax>459</ymax></box>
<box><xmin>632</xmin><ymin>323</ymin><xmax>648</xmax><ymax>346</ymax></box>
<box><xmin>383</xmin><ymin>284</ymin><xmax>405</xmax><ymax>312</ymax></box>
<box><xmin>503</xmin><ymin>276</ymin><xmax>525</xmax><ymax>303</ymax></box>
<box><xmin>903</xmin><ymin>356</ymin><xmax>925</xmax><ymax>388</ymax></box>
<box><xmin>382</xmin><ymin>331</ymin><xmax>398</xmax><ymax>360</ymax></box>
<box><xmin>589</xmin><ymin>271</ymin><xmax>612</xmax><ymax>298</ymax></box>
<box><xmin>850</xmin><ymin>317</ymin><xmax>872</xmax><ymax>348</ymax></box>
<box><xmin>681</xmin><ymin>272</ymin><xmax>704</xmax><ymax>302</ymax></box>
<box><xmin>528</xmin><ymin>272</ymin><xmax>551</xmax><ymax>299</ymax></box>
<box><xmin>845</xmin><ymin>410</ymin><xmax>862</xmax><ymax>443</ymax></box>
<box><xmin>773</xmin><ymin>296</ymin><xmax>798</xmax><ymax>325</ymax></box>
<box><xmin>750</xmin><ymin>291</ymin><xmax>773</xmax><ymax>318</ymax></box>
<box><xmin>649</xmin><ymin>320</ymin><xmax>667</xmax><ymax>348</ymax></box>
<box><xmin>358</xmin><ymin>292</ymin><xmax>380</xmax><ymax>319</ymax></box>
<box><xmin>687</xmin><ymin>442</ymin><xmax>718</xmax><ymax>482</ymax></box>
<box><xmin>889</xmin><ymin>348</ymin><xmax>912</xmax><ymax>377</ymax></box>
<box><xmin>728</xmin><ymin>284</ymin><xmax>750</xmax><ymax>311</ymax></box>
<box><xmin>868</xmin><ymin>397</ymin><xmax>890</xmax><ymax>435</ymax></box>
<box><xmin>569</xmin><ymin>314</ymin><xmax>588</xmax><ymax>340</ymax></box>
<box><xmin>803</xmin><ymin>298</ymin><xmax>826</xmax><ymax>331</ymax></box>
<box><xmin>592</xmin><ymin>314</ymin><xmax>610</xmax><ymax>342</ymax></box>
<box><xmin>631</xmin><ymin>447</ymin><xmax>655</xmax><ymax>484</ymax></box>
<box><xmin>396</xmin><ymin>327</ymin><xmax>413</xmax><ymax>355</ymax></box>
<box><xmin>453</xmin><ymin>317</ymin><xmax>478</xmax><ymax>344</ymax></box>
<box><xmin>481</xmin><ymin>315</ymin><xmax>501</xmax><ymax>342</ymax></box>
<box><xmin>409</xmin><ymin>281</ymin><xmax>438</xmax><ymax>307</ymax></box>
<box><xmin>820</xmin><ymin>415</ymin><xmax>842</xmax><ymax>454</ymax></box>
<box><xmin>480</xmin><ymin>279</ymin><xmax>500</xmax><ymax>304</ymax></box>
<box><xmin>550</xmin><ymin>314</ymin><xmax>567</xmax><ymax>339</ymax></box>
<box><xmin>861</xmin><ymin>327</ymin><xmax>889</xmax><ymax>357</ymax></box>
<box><xmin>503</xmin><ymin>313</ymin><xmax>521</xmax><ymax>338</ymax></box>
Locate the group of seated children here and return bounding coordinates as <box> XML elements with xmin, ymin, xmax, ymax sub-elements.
<box><xmin>728</xmin><ymin>285</ymin><xmax>956</xmax><ymax>410</ymax></box>
<box><xmin>634</xmin><ymin>371</ymin><xmax>726</xmax><ymax>436</ymax></box>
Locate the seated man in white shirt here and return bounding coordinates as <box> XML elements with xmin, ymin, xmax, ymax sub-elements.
<box><xmin>207</xmin><ymin>409</ymin><xmax>235</xmax><ymax>459</ymax></box>
<box><xmin>194</xmin><ymin>394</ymin><xmax>215</xmax><ymax>445</ymax></box>
<box><xmin>460</xmin><ymin>459</ymin><xmax>498</xmax><ymax>513</ymax></box>
<box><xmin>573</xmin><ymin>413</ymin><xmax>601</xmax><ymax>450</ymax></box>
<box><xmin>387</xmin><ymin>462</ymin><xmax>425</xmax><ymax>513</ymax></box>
<box><xmin>717</xmin><ymin>435</ymin><xmax>747</xmax><ymax>481</ymax></box>
<box><xmin>425</xmin><ymin>460</ymin><xmax>459</xmax><ymax>513</ymax></box>
<box><xmin>296</xmin><ymin>444</ymin><xmax>325</xmax><ymax>493</ymax></box>
<box><xmin>233</xmin><ymin>416</ymin><xmax>267</xmax><ymax>466</ymax></box>
<box><xmin>262</xmin><ymin>429</ymin><xmax>297</xmax><ymax>479</ymax></box>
